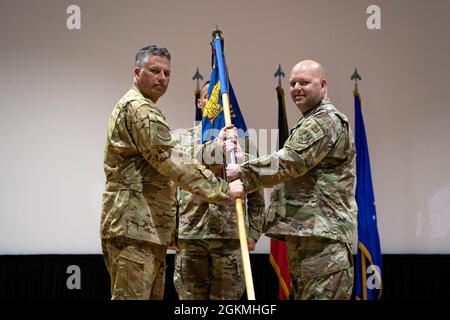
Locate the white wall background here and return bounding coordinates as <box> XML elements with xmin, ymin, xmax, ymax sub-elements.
<box><xmin>0</xmin><ymin>0</ymin><xmax>449</xmax><ymax>254</ymax></box>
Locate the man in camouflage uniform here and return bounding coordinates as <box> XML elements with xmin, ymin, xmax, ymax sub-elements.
<box><xmin>100</xmin><ymin>45</ymin><xmax>244</xmax><ymax>300</ymax></box>
<box><xmin>173</xmin><ymin>82</ymin><xmax>265</xmax><ymax>300</ymax></box>
<box><xmin>226</xmin><ymin>60</ymin><xmax>357</xmax><ymax>300</ymax></box>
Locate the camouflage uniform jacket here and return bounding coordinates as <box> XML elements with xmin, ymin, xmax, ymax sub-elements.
<box><xmin>101</xmin><ymin>85</ymin><xmax>230</xmax><ymax>245</ymax></box>
<box><xmin>239</xmin><ymin>99</ymin><xmax>357</xmax><ymax>243</ymax></box>
<box><xmin>175</xmin><ymin>125</ymin><xmax>265</xmax><ymax>240</ymax></box>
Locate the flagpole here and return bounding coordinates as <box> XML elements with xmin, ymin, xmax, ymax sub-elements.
<box><xmin>192</xmin><ymin>67</ymin><xmax>203</xmax><ymax>123</ymax></box>
<box><xmin>270</xmin><ymin>64</ymin><xmax>292</xmax><ymax>300</ymax></box>
<box><xmin>212</xmin><ymin>28</ymin><xmax>256</xmax><ymax>300</ymax></box>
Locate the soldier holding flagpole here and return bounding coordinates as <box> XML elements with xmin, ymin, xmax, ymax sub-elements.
<box><xmin>100</xmin><ymin>45</ymin><xmax>245</xmax><ymax>300</ymax></box>
<box><xmin>226</xmin><ymin>60</ymin><xmax>358</xmax><ymax>300</ymax></box>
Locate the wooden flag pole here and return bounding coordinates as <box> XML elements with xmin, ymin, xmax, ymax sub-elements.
<box><xmin>212</xmin><ymin>29</ymin><xmax>255</xmax><ymax>300</ymax></box>
<box><xmin>221</xmin><ymin>91</ymin><xmax>256</xmax><ymax>301</ymax></box>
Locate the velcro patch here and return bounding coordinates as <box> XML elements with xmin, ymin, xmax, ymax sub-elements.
<box><xmin>312</xmin><ymin>124</ymin><xmax>321</xmax><ymax>133</ymax></box>
<box><xmin>157</xmin><ymin>125</ymin><xmax>171</xmax><ymax>141</ymax></box>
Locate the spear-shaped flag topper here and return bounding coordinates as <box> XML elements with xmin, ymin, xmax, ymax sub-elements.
<box><xmin>351</xmin><ymin>67</ymin><xmax>362</xmax><ymax>92</ymax></box>
<box><xmin>274</xmin><ymin>64</ymin><xmax>285</xmax><ymax>87</ymax></box>
<box><xmin>192</xmin><ymin>67</ymin><xmax>204</xmax><ymax>91</ymax></box>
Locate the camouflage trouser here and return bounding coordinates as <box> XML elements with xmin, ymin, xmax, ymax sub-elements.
<box><xmin>286</xmin><ymin>235</ymin><xmax>354</xmax><ymax>300</ymax></box>
<box><xmin>101</xmin><ymin>237</ymin><xmax>167</xmax><ymax>300</ymax></box>
<box><xmin>174</xmin><ymin>239</ymin><xmax>244</xmax><ymax>300</ymax></box>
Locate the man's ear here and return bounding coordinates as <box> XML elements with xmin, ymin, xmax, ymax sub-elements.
<box><xmin>134</xmin><ymin>67</ymin><xmax>141</xmax><ymax>80</ymax></box>
<box><xmin>321</xmin><ymin>79</ymin><xmax>328</xmax><ymax>96</ymax></box>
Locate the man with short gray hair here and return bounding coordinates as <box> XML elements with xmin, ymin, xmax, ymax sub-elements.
<box><xmin>100</xmin><ymin>45</ymin><xmax>244</xmax><ymax>300</ymax></box>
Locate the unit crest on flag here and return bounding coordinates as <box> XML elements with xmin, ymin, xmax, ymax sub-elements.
<box><xmin>203</xmin><ymin>81</ymin><xmax>222</xmax><ymax>124</ymax></box>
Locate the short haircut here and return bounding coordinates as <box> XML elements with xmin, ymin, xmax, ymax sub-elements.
<box><xmin>135</xmin><ymin>45</ymin><xmax>171</xmax><ymax>67</ymax></box>
<box><xmin>201</xmin><ymin>80</ymin><xmax>210</xmax><ymax>89</ymax></box>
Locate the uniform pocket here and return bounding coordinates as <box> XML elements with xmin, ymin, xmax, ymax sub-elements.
<box><xmin>300</xmin><ymin>242</ymin><xmax>351</xmax><ymax>280</ymax></box>
<box><xmin>114</xmin><ymin>245</ymin><xmax>155</xmax><ymax>299</ymax></box>
<box><xmin>228</xmin><ymin>254</ymin><xmax>245</xmax><ymax>299</ymax></box>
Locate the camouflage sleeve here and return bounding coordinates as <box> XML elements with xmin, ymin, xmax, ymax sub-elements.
<box><xmin>174</xmin><ymin>128</ymin><xmax>225</xmax><ymax>172</ymax></box>
<box><xmin>239</xmin><ymin>117</ymin><xmax>336</xmax><ymax>194</ymax></box>
<box><xmin>241</xmin><ymin>137</ymin><xmax>266</xmax><ymax>241</ymax></box>
<box><xmin>246</xmin><ymin>189</ymin><xmax>265</xmax><ymax>241</ymax></box>
<box><xmin>128</xmin><ymin>105</ymin><xmax>230</xmax><ymax>205</ymax></box>
<box><xmin>197</xmin><ymin>139</ymin><xmax>225</xmax><ymax>172</ymax></box>
<box><xmin>173</xmin><ymin>128</ymin><xmax>205</xmax><ymax>166</ymax></box>
<box><xmin>173</xmin><ymin>129</ymin><xmax>192</xmax><ymax>150</ymax></box>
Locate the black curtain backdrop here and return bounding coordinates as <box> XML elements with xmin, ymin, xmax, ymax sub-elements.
<box><xmin>1</xmin><ymin>254</ymin><xmax>449</xmax><ymax>300</ymax></box>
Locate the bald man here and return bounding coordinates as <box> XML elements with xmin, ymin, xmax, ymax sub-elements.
<box><xmin>226</xmin><ymin>60</ymin><xmax>357</xmax><ymax>300</ymax></box>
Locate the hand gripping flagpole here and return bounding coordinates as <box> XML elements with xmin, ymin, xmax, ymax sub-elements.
<box><xmin>212</xmin><ymin>28</ymin><xmax>256</xmax><ymax>300</ymax></box>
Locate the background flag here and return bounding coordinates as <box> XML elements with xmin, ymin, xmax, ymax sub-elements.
<box><xmin>192</xmin><ymin>67</ymin><xmax>203</xmax><ymax>123</ymax></box>
<box><xmin>269</xmin><ymin>81</ymin><xmax>292</xmax><ymax>300</ymax></box>
<box><xmin>201</xmin><ymin>40</ymin><xmax>247</xmax><ymax>143</ymax></box>
<box><xmin>354</xmin><ymin>89</ymin><xmax>383</xmax><ymax>300</ymax></box>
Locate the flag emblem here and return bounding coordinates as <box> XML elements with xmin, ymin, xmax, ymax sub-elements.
<box><xmin>203</xmin><ymin>81</ymin><xmax>223</xmax><ymax>124</ymax></box>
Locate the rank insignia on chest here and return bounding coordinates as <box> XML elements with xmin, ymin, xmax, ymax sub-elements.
<box><xmin>312</xmin><ymin>124</ymin><xmax>320</xmax><ymax>133</ymax></box>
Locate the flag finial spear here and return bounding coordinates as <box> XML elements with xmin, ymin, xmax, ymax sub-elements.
<box><xmin>192</xmin><ymin>67</ymin><xmax>203</xmax><ymax>90</ymax></box>
<box><xmin>351</xmin><ymin>67</ymin><xmax>362</xmax><ymax>92</ymax></box>
<box><xmin>274</xmin><ymin>64</ymin><xmax>285</xmax><ymax>87</ymax></box>
<box><xmin>212</xmin><ymin>25</ymin><xmax>223</xmax><ymax>40</ymax></box>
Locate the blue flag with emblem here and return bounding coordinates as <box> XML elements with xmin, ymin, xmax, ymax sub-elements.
<box><xmin>201</xmin><ymin>38</ymin><xmax>247</xmax><ymax>143</ymax></box>
<box><xmin>354</xmin><ymin>90</ymin><xmax>383</xmax><ymax>300</ymax></box>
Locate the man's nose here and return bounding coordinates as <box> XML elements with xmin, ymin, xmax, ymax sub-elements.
<box><xmin>291</xmin><ymin>82</ymin><xmax>302</xmax><ymax>91</ymax></box>
<box><xmin>293</xmin><ymin>82</ymin><xmax>302</xmax><ymax>90</ymax></box>
<box><xmin>157</xmin><ymin>71</ymin><xmax>167</xmax><ymax>80</ymax></box>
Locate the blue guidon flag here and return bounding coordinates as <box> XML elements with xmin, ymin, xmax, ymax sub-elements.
<box><xmin>201</xmin><ymin>37</ymin><xmax>247</xmax><ymax>143</ymax></box>
<box><xmin>354</xmin><ymin>90</ymin><xmax>383</xmax><ymax>300</ymax></box>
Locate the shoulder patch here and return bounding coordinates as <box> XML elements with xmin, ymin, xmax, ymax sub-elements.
<box><xmin>149</xmin><ymin>121</ymin><xmax>176</xmax><ymax>148</ymax></box>
<box><xmin>157</xmin><ymin>125</ymin><xmax>171</xmax><ymax>141</ymax></box>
